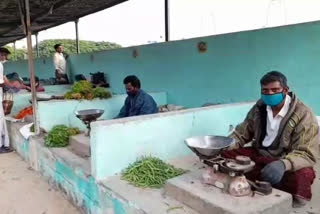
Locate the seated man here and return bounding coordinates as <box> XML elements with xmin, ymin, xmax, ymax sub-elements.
<box><xmin>25</xmin><ymin>76</ymin><xmax>45</xmax><ymax>92</ymax></box>
<box><xmin>115</xmin><ymin>75</ymin><xmax>158</xmax><ymax>118</ymax></box>
<box><xmin>225</xmin><ymin>71</ymin><xmax>319</xmax><ymax>207</ymax></box>
<box><xmin>4</xmin><ymin>72</ymin><xmax>30</xmax><ymax>93</ymax></box>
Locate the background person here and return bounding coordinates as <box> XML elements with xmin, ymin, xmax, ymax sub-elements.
<box><xmin>53</xmin><ymin>44</ymin><xmax>69</xmax><ymax>84</ymax></box>
<box><xmin>115</xmin><ymin>75</ymin><xmax>158</xmax><ymax>118</ymax></box>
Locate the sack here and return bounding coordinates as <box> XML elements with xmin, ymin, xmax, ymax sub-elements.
<box><xmin>75</xmin><ymin>74</ymin><xmax>87</xmax><ymax>81</ymax></box>
<box><xmin>90</xmin><ymin>72</ymin><xmax>109</xmax><ymax>87</ymax></box>
<box><xmin>2</xmin><ymin>92</ymin><xmax>14</xmax><ymax>115</ymax></box>
<box><xmin>90</xmin><ymin>72</ymin><xmax>105</xmax><ymax>84</ymax></box>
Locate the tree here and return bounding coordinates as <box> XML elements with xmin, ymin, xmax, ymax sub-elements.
<box><xmin>5</xmin><ymin>39</ymin><xmax>122</xmax><ymax>61</ymax></box>
<box><xmin>37</xmin><ymin>39</ymin><xmax>122</xmax><ymax>58</ymax></box>
<box><xmin>4</xmin><ymin>45</ymin><xmax>27</xmax><ymax>61</ymax></box>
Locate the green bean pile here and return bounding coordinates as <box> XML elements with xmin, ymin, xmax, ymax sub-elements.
<box><xmin>121</xmin><ymin>156</ymin><xmax>187</xmax><ymax>188</ymax></box>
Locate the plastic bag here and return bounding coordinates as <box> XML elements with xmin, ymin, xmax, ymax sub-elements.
<box><xmin>14</xmin><ymin>106</ymin><xmax>33</xmax><ymax>119</ymax></box>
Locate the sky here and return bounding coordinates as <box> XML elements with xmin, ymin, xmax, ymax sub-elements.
<box><xmin>13</xmin><ymin>0</ymin><xmax>320</xmax><ymax>48</ymax></box>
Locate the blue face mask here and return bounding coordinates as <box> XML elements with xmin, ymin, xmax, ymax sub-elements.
<box><xmin>261</xmin><ymin>93</ymin><xmax>284</xmax><ymax>107</ymax></box>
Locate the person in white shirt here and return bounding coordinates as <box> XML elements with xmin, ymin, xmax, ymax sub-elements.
<box><xmin>53</xmin><ymin>44</ymin><xmax>69</xmax><ymax>84</ymax></box>
<box><xmin>0</xmin><ymin>48</ymin><xmax>33</xmax><ymax>153</ymax></box>
<box><xmin>0</xmin><ymin>47</ymin><xmax>13</xmax><ymax>153</ymax></box>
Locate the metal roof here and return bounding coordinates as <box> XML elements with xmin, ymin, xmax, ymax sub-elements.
<box><xmin>0</xmin><ymin>0</ymin><xmax>127</xmax><ymax>46</ymax></box>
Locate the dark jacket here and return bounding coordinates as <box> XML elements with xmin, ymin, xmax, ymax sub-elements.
<box><xmin>230</xmin><ymin>92</ymin><xmax>319</xmax><ymax>171</ymax></box>
<box><xmin>115</xmin><ymin>89</ymin><xmax>158</xmax><ymax>118</ymax></box>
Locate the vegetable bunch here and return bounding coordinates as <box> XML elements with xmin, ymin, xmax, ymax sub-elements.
<box><xmin>44</xmin><ymin>125</ymin><xmax>80</xmax><ymax>147</ymax></box>
<box><xmin>93</xmin><ymin>87</ymin><xmax>112</xmax><ymax>99</ymax></box>
<box><xmin>71</xmin><ymin>80</ymin><xmax>93</xmax><ymax>94</ymax></box>
<box><xmin>121</xmin><ymin>156</ymin><xmax>187</xmax><ymax>188</ymax></box>
<box><xmin>64</xmin><ymin>80</ymin><xmax>111</xmax><ymax>100</ymax></box>
<box><xmin>67</xmin><ymin>127</ymin><xmax>81</xmax><ymax>136</ymax></box>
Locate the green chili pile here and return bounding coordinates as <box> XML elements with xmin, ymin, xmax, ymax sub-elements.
<box><xmin>44</xmin><ymin>125</ymin><xmax>80</xmax><ymax>147</ymax></box>
<box><xmin>121</xmin><ymin>156</ymin><xmax>187</xmax><ymax>188</ymax></box>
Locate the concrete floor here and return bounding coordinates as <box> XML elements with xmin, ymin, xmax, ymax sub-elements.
<box><xmin>0</xmin><ymin>152</ymin><xmax>80</xmax><ymax>214</ymax></box>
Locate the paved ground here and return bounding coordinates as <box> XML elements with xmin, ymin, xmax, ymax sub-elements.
<box><xmin>0</xmin><ymin>152</ymin><xmax>79</xmax><ymax>214</ymax></box>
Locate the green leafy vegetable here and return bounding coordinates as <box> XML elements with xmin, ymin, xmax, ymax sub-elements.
<box><xmin>44</xmin><ymin>125</ymin><xmax>80</xmax><ymax>147</ymax></box>
<box><xmin>64</xmin><ymin>91</ymin><xmax>73</xmax><ymax>99</ymax></box>
<box><xmin>121</xmin><ymin>156</ymin><xmax>187</xmax><ymax>188</ymax></box>
<box><xmin>64</xmin><ymin>81</ymin><xmax>112</xmax><ymax>100</ymax></box>
<box><xmin>67</xmin><ymin>127</ymin><xmax>80</xmax><ymax>136</ymax></box>
<box><xmin>93</xmin><ymin>87</ymin><xmax>112</xmax><ymax>99</ymax></box>
<box><xmin>71</xmin><ymin>80</ymin><xmax>93</xmax><ymax>94</ymax></box>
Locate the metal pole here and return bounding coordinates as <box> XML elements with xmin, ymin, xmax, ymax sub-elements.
<box><xmin>75</xmin><ymin>19</ymin><xmax>80</xmax><ymax>54</ymax></box>
<box><xmin>35</xmin><ymin>32</ymin><xmax>39</xmax><ymax>58</ymax></box>
<box><xmin>25</xmin><ymin>0</ymin><xmax>40</xmax><ymax>134</ymax></box>
<box><xmin>165</xmin><ymin>0</ymin><xmax>170</xmax><ymax>42</ymax></box>
<box><xmin>13</xmin><ymin>42</ymin><xmax>17</xmax><ymax>61</ymax></box>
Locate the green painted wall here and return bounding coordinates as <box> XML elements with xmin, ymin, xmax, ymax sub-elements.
<box><xmin>4</xmin><ymin>56</ymin><xmax>56</xmax><ymax>80</ymax></box>
<box><xmin>4</xmin><ymin>21</ymin><xmax>320</xmax><ymax>114</ymax></box>
<box><xmin>91</xmin><ymin>102</ymin><xmax>254</xmax><ymax>180</ymax></box>
<box><xmin>38</xmin><ymin>92</ymin><xmax>167</xmax><ymax>131</ymax></box>
<box><xmin>8</xmin><ymin>120</ymin><xmax>145</xmax><ymax>214</ymax></box>
<box><xmin>69</xmin><ymin>21</ymin><xmax>320</xmax><ymax>113</ymax></box>
<box><xmin>37</xmin><ymin>147</ymin><xmax>134</xmax><ymax>214</ymax></box>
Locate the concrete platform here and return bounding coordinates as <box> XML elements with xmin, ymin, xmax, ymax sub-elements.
<box><xmin>68</xmin><ymin>134</ymin><xmax>90</xmax><ymax>158</ymax></box>
<box><xmin>101</xmin><ymin>175</ymin><xmax>200</xmax><ymax>214</ymax></box>
<box><xmin>164</xmin><ymin>170</ymin><xmax>292</xmax><ymax>214</ymax></box>
<box><xmin>168</xmin><ymin>155</ymin><xmax>320</xmax><ymax>214</ymax></box>
<box><xmin>100</xmin><ymin>156</ymin><xmax>204</xmax><ymax>214</ymax></box>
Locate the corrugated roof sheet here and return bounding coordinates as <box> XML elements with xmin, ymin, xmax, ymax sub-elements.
<box><xmin>0</xmin><ymin>0</ymin><xmax>127</xmax><ymax>46</ymax></box>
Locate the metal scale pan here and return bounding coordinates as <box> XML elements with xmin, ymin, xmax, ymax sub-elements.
<box><xmin>184</xmin><ymin>135</ymin><xmax>235</xmax><ymax>159</ymax></box>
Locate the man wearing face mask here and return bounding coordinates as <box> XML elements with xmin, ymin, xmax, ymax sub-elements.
<box><xmin>224</xmin><ymin>71</ymin><xmax>319</xmax><ymax>207</ymax></box>
<box><xmin>115</xmin><ymin>75</ymin><xmax>158</xmax><ymax>118</ymax></box>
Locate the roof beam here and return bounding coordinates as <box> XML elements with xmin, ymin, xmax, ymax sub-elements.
<box><xmin>17</xmin><ymin>0</ymin><xmax>27</xmax><ymax>35</ymax></box>
<box><xmin>0</xmin><ymin>34</ymin><xmax>25</xmax><ymax>38</ymax></box>
<box><xmin>0</xmin><ymin>22</ymin><xmax>22</xmax><ymax>27</ymax></box>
